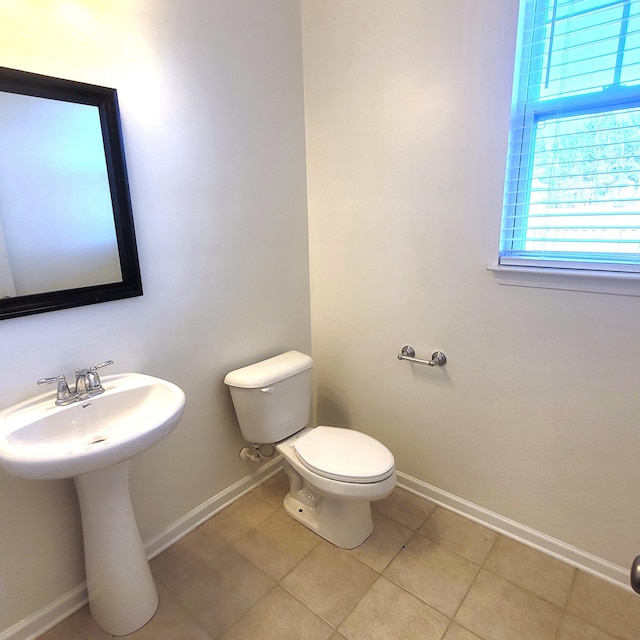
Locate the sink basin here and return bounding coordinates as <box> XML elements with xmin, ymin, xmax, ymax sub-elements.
<box><xmin>0</xmin><ymin>371</ymin><xmax>186</xmax><ymax>635</ymax></box>
<box><xmin>0</xmin><ymin>372</ymin><xmax>185</xmax><ymax>480</ymax></box>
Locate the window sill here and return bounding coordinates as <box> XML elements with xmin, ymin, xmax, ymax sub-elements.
<box><xmin>487</xmin><ymin>264</ymin><xmax>640</xmax><ymax>297</ymax></box>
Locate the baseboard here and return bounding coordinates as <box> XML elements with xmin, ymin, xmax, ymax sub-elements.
<box><xmin>396</xmin><ymin>471</ymin><xmax>631</xmax><ymax>591</ymax></box>
<box><xmin>0</xmin><ymin>585</ymin><xmax>87</xmax><ymax>640</ymax></box>
<box><xmin>145</xmin><ymin>456</ymin><xmax>284</xmax><ymax>559</ymax></box>
<box><xmin>0</xmin><ymin>457</ymin><xmax>283</xmax><ymax>640</ymax></box>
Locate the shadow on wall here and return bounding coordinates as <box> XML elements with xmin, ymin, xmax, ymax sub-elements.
<box><xmin>316</xmin><ymin>384</ymin><xmax>352</xmax><ymax>428</ymax></box>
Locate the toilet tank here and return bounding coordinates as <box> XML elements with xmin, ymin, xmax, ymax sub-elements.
<box><xmin>224</xmin><ymin>351</ymin><xmax>313</xmax><ymax>444</ymax></box>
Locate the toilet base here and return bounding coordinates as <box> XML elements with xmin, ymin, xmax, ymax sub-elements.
<box><xmin>283</xmin><ymin>485</ymin><xmax>374</xmax><ymax>549</ymax></box>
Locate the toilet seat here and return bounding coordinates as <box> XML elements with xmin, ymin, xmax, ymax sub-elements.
<box><xmin>293</xmin><ymin>426</ymin><xmax>394</xmax><ymax>484</ymax></box>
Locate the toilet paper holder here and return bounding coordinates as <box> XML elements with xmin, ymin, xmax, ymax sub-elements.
<box><xmin>397</xmin><ymin>345</ymin><xmax>447</xmax><ymax>367</ymax></box>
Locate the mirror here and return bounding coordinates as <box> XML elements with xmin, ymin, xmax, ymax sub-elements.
<box><xmin>0</xmin><ymin>66</ymin><xmax>142</xmax><ymax>320</ymax></box>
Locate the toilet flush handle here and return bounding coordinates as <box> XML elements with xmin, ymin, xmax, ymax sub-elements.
<box><xmin>260</xmin><ymin>387</ymin><xmax>274</xmax><ymax>394</ymax></box>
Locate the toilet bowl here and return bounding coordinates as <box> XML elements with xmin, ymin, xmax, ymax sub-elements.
<box><xmin>277</xmin><ymin>426</ymin><xmax>395</xmax><ymax>548</ymax></box>
<box><xmin>224</xmin><ymin>351</ymin><xmax>396</xmax><ymax>549</ymax></box>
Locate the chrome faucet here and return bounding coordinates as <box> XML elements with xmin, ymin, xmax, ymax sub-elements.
<box><xmin>38</xmin><ymin>360</ymin><xmax>113</xmax><ymax>405</ymax></box>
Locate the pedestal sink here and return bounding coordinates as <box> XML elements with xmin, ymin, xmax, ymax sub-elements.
<box><xmin>0</xmin><ymin>372</ymin><xmax>186</xmax><ymax>636</ymax></box>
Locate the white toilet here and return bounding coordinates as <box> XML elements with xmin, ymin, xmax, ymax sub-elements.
<box><xmin>224</xmin><ymin>350</ymin><xmax>396</xmax><ymax>549</ymax></box>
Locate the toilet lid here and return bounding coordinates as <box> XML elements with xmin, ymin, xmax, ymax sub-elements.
<box><xmin>293</xmin><ymin>426</ymin><xmax>395</xmax><ymax>483</ymax></box>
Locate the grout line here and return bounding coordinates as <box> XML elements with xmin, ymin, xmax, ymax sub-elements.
<box><xmin>447</xmin><ymin>563</ymin><xmax>482</xmax><ymax>631</ymax></box>
<box><xmin>553</xmin><ymin>611</ymin><xmax>567</xmax><ymax>640</ymax></box>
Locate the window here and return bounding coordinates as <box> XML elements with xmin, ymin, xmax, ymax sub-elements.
<box><xmin>499</xmin><ymin>0</ymin><xmax>640</xmax><ymax>280</ymax></box>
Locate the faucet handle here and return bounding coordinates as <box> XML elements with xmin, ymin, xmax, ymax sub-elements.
<box><xmin>37</xmin><ymin>374</ymin><xmax>66</xmax><ymax>386</ymax></box>
<box><xmin>90</xmin><ymin>360</ymin><xmax>113</xmax><ymax>372</ymax></box>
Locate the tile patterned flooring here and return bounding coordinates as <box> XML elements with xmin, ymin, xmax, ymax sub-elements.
<box><xmin>41</xmin><ymin>470</ymin><xmax>640</xmax><ymax>640</ymax></box>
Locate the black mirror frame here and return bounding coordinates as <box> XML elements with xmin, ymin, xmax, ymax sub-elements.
<box><xmin>0</xmin><ymin>66</ymin><xmax>142</xmax><ymax>320</ymax></box>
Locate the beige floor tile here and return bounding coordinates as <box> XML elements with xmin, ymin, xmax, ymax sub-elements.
<box><xmin>329</xmin><ymin>634</ymin><xmax>349</xmax><ymax>640</ymax></box>
<box><xmin>174</xmin><ymin>548</ymin><xmax>274</xmax><ymax>638</ymax></box>
<box><xmin>338</xmin><ymin>576</ymin><xmax>449</xmax><ymax>640</ymax></box>
<box><xmin>345</xmin><ymin>511</ymin><xmax>413</xmax><ymax>572</ymax></box>
<box><xmin>384</xmin><ymin>533</ymin><xmax>479</xmax><ymax>617</ymax></box>
<box><xmin>372</xmin><ymin>487</ymin><xmax>436</xmax><ymax>530</ymax></box>
<box><xmin>442</xmin><ymin>622</ymin><xmax>483</xmax><ymax>640</ymax></box>
<box><xmin>151</xmin><ymin>527</ymin><xmax>229</xmax><ymax>592</ymax></box>
<box><xmin>126</xmin><ymin>595</ymin><xmax>213</xmax><ymax>640</ymax></box>
<box><xmin>557</xmin><ymin>613</ymin><xmax>621</xmax><ymax>640</ymax></box>
<box><xmin>38</xmin><ymin>605</ymin><xmax>111</xmax><ymax>640</ymax></box>
<box><xmin>231</xmin><ymin>508</ymin><xmax>320</xmax><ymax>580</ymax></box>
<box><xmin>419</xmin><ymin>507</ymin><xmax>497</xmax><ymax>565</ymax></box>
<box><xmin>565</xmin><ymin>570</ymin><xmax>640</xmax><ymax>640</ymax></box>
<box><xmin>200</xmin><ymin>492</ymin><xmax>275</xmax><ymax>545</ymax></box>
<box><xmin>455</xmin><ymin>569</ymin><xmax>563</xmax><ymax>640</ymax></box>
<box><xmin>221</xmin><ymin>586</ymin><xmax>333</xmax><ymax>640</ymax></box>
<box><xmin>281</xmin><ymin>541</ymin><xmax>378</xmax><ymax>627</ymax></box>
<box><xmin>155</xmin><ymin>575</ymin><xmax>172</xmax><ymax>600</ymax></box>
<box><xmin>185</xmin><ymin>524</ymin><xmax>232</xmax><ymax>559</ymax></box>
<box><xmin>251</xmin><ymin>469</ymin><xmax>289</xmax><ymax>507</ymax></box>
<box><xmin>483</xmin><ymin>535</ymin><xmax>575</xmax><ymax>608</ymax></box>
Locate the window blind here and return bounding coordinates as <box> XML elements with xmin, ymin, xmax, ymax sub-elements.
<box><xmin>500</xmin><ymin>0</ymin><xmax>640</xmax><ymax>272</ymax></box>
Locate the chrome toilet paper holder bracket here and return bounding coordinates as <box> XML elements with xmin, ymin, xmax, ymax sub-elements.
<box><xmin>397</xmin><ymin>345</ymin><xmax>447</xmax><ymax>367</ymax></box>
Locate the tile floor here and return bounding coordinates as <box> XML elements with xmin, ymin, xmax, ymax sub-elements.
<box><xmin>40</xmin><ymin>470</ymin><xmax>640</xmax><ymax>640</ymax></box>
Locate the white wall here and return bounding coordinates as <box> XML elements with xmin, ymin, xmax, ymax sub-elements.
<box><xmin>0</xmin><ymin>1</ymin><xmax>310</xmax><ymax>634</ymax></box>
<box><xmin>302</xmin><ymin>0</ymin><xmax>640</xmax><ymax>573</ymax></box>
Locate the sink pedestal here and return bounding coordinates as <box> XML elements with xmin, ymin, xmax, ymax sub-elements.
<box><xmin>74</xmin><ymin>460</ymin><xmax>158</xmax><ymax>636</ymax></box>
<box><xmin>0</xmin><ymin>372</ymin><xmax>186</xmax><ymax>634</ymax></box>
